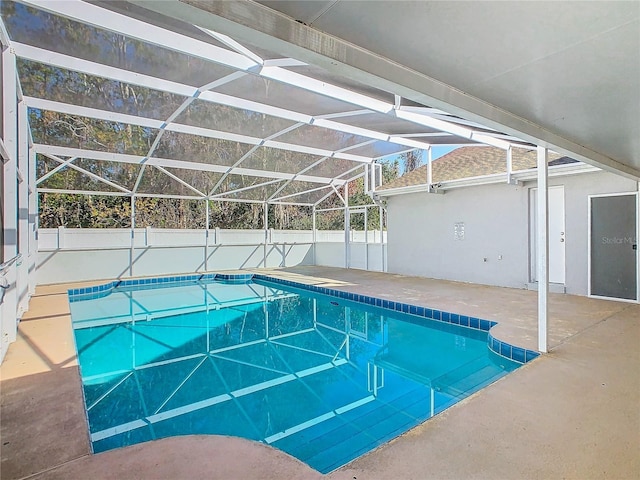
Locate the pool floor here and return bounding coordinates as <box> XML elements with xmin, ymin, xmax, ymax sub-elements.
<box><xmin>70</xmin><ymin>278</ymin><xmax>519</xmax><ymax>473</ymax></box>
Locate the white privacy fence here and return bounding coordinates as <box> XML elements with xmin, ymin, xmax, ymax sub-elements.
<box><xmin>37</xmin><ymin>228</ymin><xmax>387</xmax><ymax>285</ymax></box>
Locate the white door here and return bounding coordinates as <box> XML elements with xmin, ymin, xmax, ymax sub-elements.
<box><xmin>530</xmin><ymin>186</ymin><xmax>566</xmax><ymax>284</ymax></box>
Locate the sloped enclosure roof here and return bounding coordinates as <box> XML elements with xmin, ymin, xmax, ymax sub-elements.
<box><xmin>1</xmin><ymin>0</ymin><xmax>539</xmax><ymax>206</ymax></box>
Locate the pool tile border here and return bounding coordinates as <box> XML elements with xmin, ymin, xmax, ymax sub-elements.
<box><xmin>488</xmin><ymin>333</ymin><xmax>539</xmax><ymax>363</ymax></box>
<box><xmin>67</xmin><ymin>273</ymin><xmax>235</xmax><ymax>302</ymax></box>
<box><xmin>67</xmin><ymin>272</ymin><xmax>539</xmax><ymax>364</ymax></box>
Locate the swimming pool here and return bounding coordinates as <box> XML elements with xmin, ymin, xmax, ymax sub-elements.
<box><xmin>69</xmin><ymin>274</ymin><xmax>535</xmax><ymax>473</ymax></box>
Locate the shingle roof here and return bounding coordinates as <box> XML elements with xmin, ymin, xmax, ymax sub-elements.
<box><xmin>379</xmin><ymin>146</ymin><xmax>577</xmax><ymax>190</ymax></box>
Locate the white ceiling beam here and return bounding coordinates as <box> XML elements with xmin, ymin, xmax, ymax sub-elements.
<box><xmin>134</xmin><ymin>71</ymin><xmax>248</xmax><ymax>194</ymax></box>
<box><xmin>329</xmin><ymin>184</ymin><xmax>346</xmax><ymax>206</ymax></box>
<box><xmin>36</xmin><ymin>155</ymin><xmax>78</xmax><ymax>184</ymax></box>
<box><xmin>39</xmin><ymin>190</ymin><xmax>277</xmax><ymax>203</ymax></box>
<box><xmin>259</xmin><ymin>65</ymin><xmax>393</xmax><ymax>114</ymax></box>
<box><xmin>0</xmin><ymin>16</ymin><xmax>10</xmax><ymax>46</ymax></box>
<box><xmin>15</xmin><ymin>43</ymin><xmax>434</xmax><ymax>153</ymax></box>
<box><xmin>154</xmin><ymin>165</ymin><xmax>206</xmax><ymax>197</ymax></box>
<box><xmin>269</xmin><ymin>184</ymin><xmax>331</xmax><ymax>203</ymax></box>
<box><xmin>198</xmin><ymin>90</ymin><xmax>312</xmax><ymax>124</ymax></box>
<box><xmin>25</xmin><ymin>97</ymin><xmax>373</xmax><ymax>163</ymax></box>
<box><xmin>396</xmin><ymin>106</ymin><xmax>451</xmax><ymax>116</ymax></box>
<box><xmin>264</xmin><ymin>137</ymin><xmax>372</xmax><ymax>202</ymax></box>
<box><xmin>37</xmin><ymin>187</ymin><xmax>279</xmax><ymax>202</ymax></box>
<box><xmin>400</xmin><ymin>107</ymin><xmax>504</xmax><ymax>131</ymax></box>
<box><xmin>388</xmin><ymin>136</ymin><xmax>432</xmax><ymax>150</ymax></box>
<box><xmin>24</xmin><ymin>97</ymin><xmax>166</xmax><ymax>129</ymax></box>
<box><xmin>314</xmin><ymin>187</ymin><xmax>340</xmax><ymax>207</ymax></box>
<box><xmin>197</xmin><ymin>27</ymin><xmax>264</xmax><ymax>65</ymax></box>
<box><xmin>262</xmin><ymin>58</ymin><xmax>308</xmax><ymax>68</ymax></box>
<box><xmin>335</xmin><ymin>163</ymin><xmax>369</xmax><ymax>181</ymax></box>
<box><xmin>268</xmin><ymin>201</ymin><xmax>316</xmax><ymax>206</ymax></box>
<box><xmin>314</xmin><ymin>109</ymin><xmax>371</xmax><ymax>119</ymax></box>
<box><xmin>32</xmin><ymin>144</ymin><xmax>348</xmax><ymax>186</ymax></box>
<box><xmin>42</xmin><ymin>153</ymin><xmax>131</xmax><ymax>193</ymax></box>
<box><xmin>312</xmin><ymin>118</ymin><xmax>386</xmax><ymax>141</ymax></box>
<box><xmin>13</xmin><ymin>42</ymin><xmax>196</xmax><ymax>97</ymax></box>
<box><xmin>209</xmin><ymin>178</ymin><xmax>283</xmax><ymax>199</ymax></box>
<box><xmin>207</xmin><ymin>121</ymin><xmax>303</xmax><ymax>196</ymax></box>
<box><xmin>396</xmin><ymin>132</ymin><xmax>454</xmax><ymax>138</ymax></box>
<box><xmin>266</xmin><ymin>158</ymin><xmax>329</xmax><ymax>201</ymax></box>
<box><xmin>394</xmin><ymin>109</ymin><xmax>510</xmax><ymax>149</ymax></box>
<box><xmin>37</xmin><ymin>187</ymin><xmax>130</xmax><ymax>197</ymax></box>
<box><xmin>340</xmin><ymin>139</ymin><xmax>377</xmax><ymax>151</ymax></box>
<box><xmin>20</xmin><ymin>0</ymin><xmax>259</xmax><ymax>71</ymax></box>
<box><xmin>206</xmin><ymin>196</ymin><xmax>270</xmax><ymax>204</ymax></box>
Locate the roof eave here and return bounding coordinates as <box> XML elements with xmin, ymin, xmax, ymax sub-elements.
<box><xmin>376</xmin><ymin>162</ymin><xmax>600</xmax><ymax>198</ymax></box>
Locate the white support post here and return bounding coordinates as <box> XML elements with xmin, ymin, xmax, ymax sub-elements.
<box><xmin>364</xmin><ymin>164</ymin><xmax>369</xmax><ymax>194</ymax></box>
<box><xmin>130</xmin><ymin>195</ymin><xmax>135</xmax><ymax>277</ymax></box>
<box><xmin>312</xmin><ymin>205</ymin><xmax>317</xmax><ymax>266</ymax></box>
<box><xmin>506</xmin><ymin>145</ymin><xmax>513</xmax><ymax>185</ymax></box>
<box><xmin>371</xmin><ymin>163</ymin><xmax>377</xmax><ymax>193</ymax></box>
<box><xmin>344</xmin><ymin>183</ymin><xmax>350</xmax><ymax>268</ymax></box>
<box><xmin>1</xmin><ymin>41</ymin><xmax>19</xmax><ymax>358</ymax></box>
<box><xmin>28</xmin><ymin>148</ymin><xmax>37</xmax><ymax>295</ymax></box>
<box><xmin>536</xmin><ymin>146</ymin><xmax>549</xmax><ymax>353</ymax></box>
<box><xmin>2</xmin><ymin>44</ymin><xmax>17</xmax><ymax>263</ymax></box>
<box><xmin>57</xmin><ymin>226</ymin><xmax>65</xmax><ymax>249</ymax></box>
<box><xmin>263</xmin><ymin>202</ymin><xmax>268</xmax><ymax>268</ymax></box>
<box><xmin>426</xmin><ymin>146</ymin><xmax>433</xmax><ymax>192</ymax></box>
<box><xmin>380</xmin><ymin>205</ymin><xmax>385</xmax><ymax>272</ymax></box>
<box><xmin>204</xmin><ymin>199</ymin><xmax>210</xmax><ymax>271</ymax></box>
<box><xmin>17</xmin><ymin>100</ymin><xmax>29</xmax><ymax>315</ymax></box>
<box><xmin>364</xmin><ymin>207</ymin><xmax>369</xmax><ymax>271</ymax></box>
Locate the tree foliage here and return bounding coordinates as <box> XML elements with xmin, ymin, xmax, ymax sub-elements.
<box><xmin>5</xmin><ymin>1</ymin><xmax>403</xmax><ymax>231</ymax></box>
<box><xmin>400</xmin><ymin>150</ymin><xmax>423</xmax><ymax>173</ymax></box>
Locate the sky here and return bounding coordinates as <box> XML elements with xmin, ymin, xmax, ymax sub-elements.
<box><xmin>383</xmin><ymin>145</ymin><xmax>459</xmax><ymax>175</ymax></box>
<box><xmin>431</xmin><ymin>146</ymin><xmax>458</xmax><ymax>161</ymax></box>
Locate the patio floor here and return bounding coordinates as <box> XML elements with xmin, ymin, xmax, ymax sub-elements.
<box><xmin>1</xmin><ymin>266</ymin><xmax>638</xmax><ymax>479</ymax></box>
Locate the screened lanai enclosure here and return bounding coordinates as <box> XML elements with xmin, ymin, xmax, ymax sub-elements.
<box><xmin>1</xmin><ymin>0</ymin><xmax>638</xmax><ymax>364</ymax></box>
<box><xmin>0</xmin><ymin>0</ymin><xmax>545</xmax><ymax>360</ymax></box>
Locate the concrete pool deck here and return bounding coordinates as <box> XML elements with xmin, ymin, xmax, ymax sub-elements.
<box><xmin>1</xmin><ymin>266</ymin><xmax>638</xmax><ymax>479</ymax></box>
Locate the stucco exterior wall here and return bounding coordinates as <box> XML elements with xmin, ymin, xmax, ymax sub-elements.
<box><xmin>386</xmin><ymin>170</ymin><xmax>638</xmax><ymax>296</ymax></box>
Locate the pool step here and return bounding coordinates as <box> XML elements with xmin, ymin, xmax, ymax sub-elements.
<box><xmin>274</xmin><ymin>387</ymin><xmax>431</xmax><ymax>473</ymax></box>
<box><xmin>432</xmin><ymin>360</ymin><xmax>505</xmax><ymax>398</ymax></box>
<box><xmin>304</xmin><ymin>399</ymin><xmax>422</xmax><ymax>472</ymax></box>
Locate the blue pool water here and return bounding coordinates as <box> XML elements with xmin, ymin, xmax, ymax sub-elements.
<box><xmin>69</xmin><ymin>276</ymin><xmax>521</xmax><ymax>473</ymax></box>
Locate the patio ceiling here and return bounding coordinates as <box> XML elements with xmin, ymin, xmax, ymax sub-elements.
<box><xmin>1</xmin><ymin>0</ymin><xmax>537</xmax><ymax>206</ymax></box>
